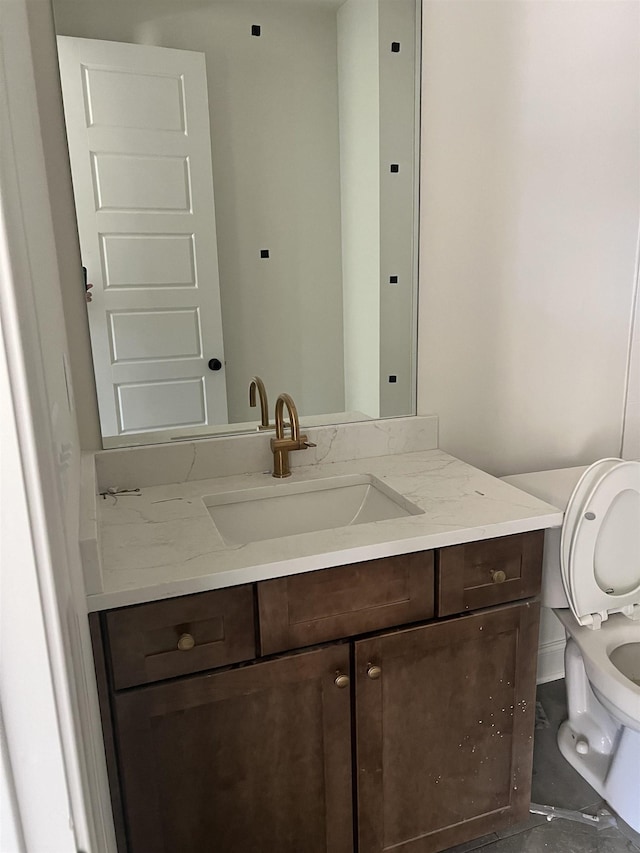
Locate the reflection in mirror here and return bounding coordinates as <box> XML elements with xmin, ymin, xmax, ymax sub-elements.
<box><xmin>53</xmin><ymin>0</ymin><xmax>420</xmax><ymax>447</ymax></box>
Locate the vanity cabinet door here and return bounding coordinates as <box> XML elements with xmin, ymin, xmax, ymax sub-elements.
<box><xmin>114</xmin><ymin>644</ymin><xmax>353</xmax><ymax>853</ymax></box>
<box><xmin>355</xmin><ymin>601</ymin><xmax>539</xmax><ymax>853</ymax></box>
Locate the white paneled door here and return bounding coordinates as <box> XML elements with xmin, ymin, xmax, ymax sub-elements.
<box><xmin>57</xmin><ymin>37</ymin><xmax>228</xmax><ymax>441</ymax></box>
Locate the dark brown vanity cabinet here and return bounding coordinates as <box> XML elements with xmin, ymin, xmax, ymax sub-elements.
<box><xmin>113</xmin><ymin>644</ymin><xmax>353</xmax><ymax>853</ymax></box>
<box><xmin>355</xmin><ymin>601</ymin><xmax>539</xmax><ymax>853</ymax></box>
<box><xmin>92</xmin><ymin>533</ymin><xmax>543</xmax><ymax>853</ymax></box>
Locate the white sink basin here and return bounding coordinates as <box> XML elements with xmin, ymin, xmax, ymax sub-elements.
<box><xmin>203</xmin><ymin>474</ymin><xmax>423</xmax><ymax>545</ymax></box>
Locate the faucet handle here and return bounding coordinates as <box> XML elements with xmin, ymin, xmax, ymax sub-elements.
<box><xmin>302</xmin><ymin>440</ymin><xmax>316</xmax><ymax>449</ymax></box>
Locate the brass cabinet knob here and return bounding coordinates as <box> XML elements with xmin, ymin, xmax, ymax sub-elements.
<box><xmin>334</xmin><ymin>673</ymin><xmax>350</xmax><ymax>689</ymax></box>
<box><xmin>491</xmin><ymin>570</ymin><xmax>507</xmax><ymax>584</ymax></box>
<box><xmin>177</xmin><ymin>633</ymin><xmax>195</xmax><ymax>651</ymax></box>
<box><xmin>367</xmin><ymin>665</ymin><xmax>382</xmax><ymax>680</ymax></box>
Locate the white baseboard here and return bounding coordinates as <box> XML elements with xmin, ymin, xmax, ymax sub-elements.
<box><xmin>537</xmin><ymin>638</ymin><xmax>566</xmax><ymax>684</ymax></box>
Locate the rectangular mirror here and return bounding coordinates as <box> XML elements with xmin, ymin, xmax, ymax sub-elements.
<box><xmin>52</xmin><ymin>0</ymin><xmax>420</xmax><ymax>447</ymax></box>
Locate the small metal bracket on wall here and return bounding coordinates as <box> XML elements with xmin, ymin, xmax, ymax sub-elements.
<box><xmin>99</xmin><ymin>487</ymin><xmax>141</xmax><ymax>499</ymax></box>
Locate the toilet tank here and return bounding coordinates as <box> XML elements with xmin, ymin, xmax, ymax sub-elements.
<box><xmin>501</xmin><ymin>466</ymin><xmax>588</xmax><ymax>608</ymax></box>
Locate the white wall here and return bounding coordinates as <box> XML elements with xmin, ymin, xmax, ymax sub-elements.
<box><xmin>378</xmin><ymin>0</ymin><xmax>417</xmax><ymax>418</ymax></box>
<box><xmin>622</xmin><ymin>258</ymin><xmax>640</xmax><ymax>460</ymax></box>
<box><xmin>53</xmin><ymin>0</ymin><xmax>346</xmax><ymax>425</ymax></box>
<box><xmin>338</xmin><ymin>0</ymin><xmax>381</xmax><ymax>417</ymax></box>
<box><xmin>536</xmin><ymin>609</ymin><xmax>567</xmax><ymax>685</ymax></box>
<box><xmin>26</xmin><ymin>0</ymin><xmax>101</xmax><ymax>451</ymax></box>
<box><xmin>418</xmin><ymin>0</ymin><xmax>640</xmax><ymax>477</ymax></box>
<box><xmin>338</xmin><ymin>0</ymin><xmax>418</xmax><ymax>420</ymax></box>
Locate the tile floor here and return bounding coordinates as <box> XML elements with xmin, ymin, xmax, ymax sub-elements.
<box><xmin>445</xmin><ymin>679</ymin><xmax>640</xmax><ymax>853</ymax></box>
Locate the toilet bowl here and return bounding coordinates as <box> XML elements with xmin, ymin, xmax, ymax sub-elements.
<box><xmin>502</xmin><ymin>459</ymin><xmax>640</xmax><ymax>831</ymax></box>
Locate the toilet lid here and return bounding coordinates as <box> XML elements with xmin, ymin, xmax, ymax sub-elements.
<box><xmin>561</xmin><ymin>459</ymin><xmax>640</xmax><ymax>627</ymax></box>
<box><xmin>560</xmin><ymin>459</ymin><xmax>620</xmax><ymax>599</ymax></box>
<box><xmin>560</xmin><ymin>458</ymin><xmax>621</xmax><ymax>615</ymax></box>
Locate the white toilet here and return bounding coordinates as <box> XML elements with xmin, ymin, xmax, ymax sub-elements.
<box><xmin>502</xmin><ymin>459</ymin><xmax>640</xmax><ymax>831</ymax></box>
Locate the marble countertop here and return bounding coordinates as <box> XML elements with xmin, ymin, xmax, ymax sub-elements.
<box><xmin>88</xmin><ymin>449</ymin><xmax>563</xmax><ymax>611</ymax></box>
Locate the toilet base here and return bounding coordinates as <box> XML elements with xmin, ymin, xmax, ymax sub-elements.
<box><xmin>558</xmin><ymin>722</ymin><xmax>640</xmax><ymax>832</ymax></box>
<box><xmin>559</xmin><ymin>638</ymin><xmax>640</xmax><ymax>832</ymax></box>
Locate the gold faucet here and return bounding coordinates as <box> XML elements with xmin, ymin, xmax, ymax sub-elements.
<box><xmin>270</xmin><ymin>393</ymin><xmax>316</xmax><ymax>478</ymax></box>
<box><xmin>249</xmin><ymin>376</ymin><xmax>272</xmax><ymax>430</ymax></box>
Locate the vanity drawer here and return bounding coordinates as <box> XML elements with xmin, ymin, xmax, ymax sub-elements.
<box><xmin>105</xmin><ymin>586</ymin><xmax>256</xmax><ymax>690</ymax></box>
<box><xmin>436</xmin><ymin>531</ymin><xmax>544</xmax><ymax>616</ymax></box>
<box><xmin>257</xmin><ymin>552</ymin><xmax>434</xmax><ymax>655</ymax></box>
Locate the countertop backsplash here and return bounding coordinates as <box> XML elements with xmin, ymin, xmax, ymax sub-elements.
<box><xmin>94</xmin><ymin>415</ymin><xmax>439</xmax><ymax>491</ymax></box>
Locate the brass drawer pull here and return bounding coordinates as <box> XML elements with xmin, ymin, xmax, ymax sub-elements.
<box><xmin>367</xmin><ymin>664</ymin><xmax>382</xmax><ymax>680</ymax></box>
<box><xmin>334</xmin><ymin>673</ymin><xmax>350</xmax><ymax>689</ymax></box>
<box><xmin>491</xmin><ymin>570</ymin><xmax>507</xmax><ymax>584</ymax></box>
<box><xmin>177</xmin><ymin>633</ymin><xmax>196</xmax><ymax>651</ymax></box>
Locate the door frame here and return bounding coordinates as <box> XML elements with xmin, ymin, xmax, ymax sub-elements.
<box><xmin>0</xmin><ymin>0</ymin><xmax>115</xmax><ymax>848</ymax></box>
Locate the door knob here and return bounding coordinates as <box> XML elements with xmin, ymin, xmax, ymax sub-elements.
<box><xmin>208</xmin><ymin>358</ymin><xmax>223</xmax><ymax>371</ymax></box>
<box><xmin>334</xmin><ymin>673</ymin><xmax>350</xmax><ymax>689</ymax></box>
<box><xmin>491</xmin><ymin>570</ymin><xmax>506</xmax><ymax>584</ymax></box>
<box><xmin>367</xmin><ymin>665</ymin><xmax>382</xmax><ymax>680</ymax></box>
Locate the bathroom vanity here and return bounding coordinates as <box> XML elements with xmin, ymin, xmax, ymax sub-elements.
<box><xmin>92</xmin><ymin>535</ymin><xmax>541</xmax><ymax>853</ymax></box>
<box><xmin>85</xmin><ymin>429</ymin><xmax>562</xmax><ymax>853</ymax></box>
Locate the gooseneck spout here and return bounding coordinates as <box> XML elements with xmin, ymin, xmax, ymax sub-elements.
<box><xmin>249</xmin><ymin>376</ymin><xmax>271</xmax><ymax>430</ymax></box>
<box><xmin>274</xmin><ymin>392</ymin><xmax>300</xmax><ymax>443</ymax></box>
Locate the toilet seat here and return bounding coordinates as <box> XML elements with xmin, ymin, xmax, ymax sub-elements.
<box><xmin>554</xmin><ymin>610</ymin><xmax>640</xmax><ymax>732</ymax></box>
<box><xmin>561</xmin><ymin>459</ymin><xmax>640</xmax><ymax>629</ymax></box>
